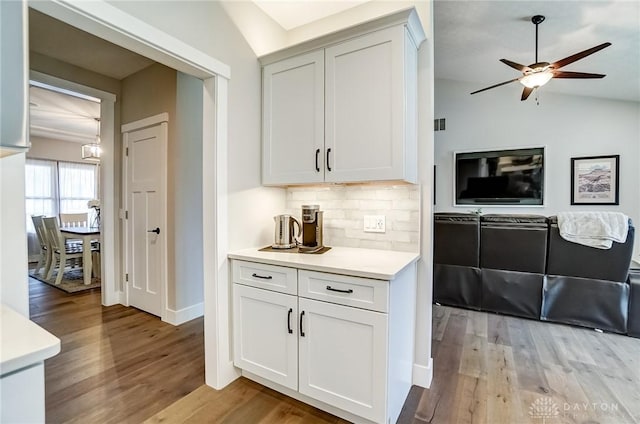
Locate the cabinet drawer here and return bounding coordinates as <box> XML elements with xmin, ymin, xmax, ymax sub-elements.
<box><xmin>232</xmin><ymin>260</ymin><xmax>297</xmax><ymax>295</ymax></box>
<box><xmin>299</xmin><ymin>270</ymin><xmax>388</xmax><ymax>312</ymax></box>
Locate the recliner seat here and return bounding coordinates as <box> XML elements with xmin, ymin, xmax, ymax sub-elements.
<box><xmin>433</xmin><ymin>213</ymin><xmax>481</xmax><ymax>309</ymax></box>
<box><xmin>480</xmin><ymin>214</ymin><xmax>548</xmax><ymax>319</ymax></box>
<box><xmin>541</xmin><ymin>216</ymin><xmax>635</xmax><ymax>334</ymax></box>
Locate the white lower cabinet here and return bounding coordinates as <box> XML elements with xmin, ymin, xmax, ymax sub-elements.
<box><xmin>232</xmin><ymin>259</ymin><xmax>415</xmax><ymax>424</ymax></box>
<box><xmin>298</xmin><ymin>297</ymin><xmax>387</xmax><ymax>422</ymax></box>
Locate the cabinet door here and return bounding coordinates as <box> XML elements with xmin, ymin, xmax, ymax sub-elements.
<box><xmin>263</xmin><ymin>50</ymin><xmax>324</xmax><ymax>185</ymax></box>
<box><xmin>0</xmin><ymin>0</ymin><xmax>29</xmax><ymax>157</ymax></box>
<box><xmin>233</xmin><ymin>284</ymin><xmax>298</xmax><ymax>390</ymax></box>
<box><xmin>325</xmin><ymin>26</ymin><xmax>406</xmax><ymax>183</ymax></box>
<box><xmin>298</xmin><ymin>297</ymin><xmax>388</xmax><ymax>422</ymax></box>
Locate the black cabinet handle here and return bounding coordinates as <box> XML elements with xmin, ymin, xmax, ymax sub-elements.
<box><xmin>326</xmin><ymin>285</ymin><xmax>353</xmax><ymax>294</ymax></box>
<box><xmin>147</xmin><ymin>227</ymin><xmax>160</xmax><ymax>235</ymax></box>
<box><xmin>300</xmin><ymin>311</ymin><xmax>305</xmax><ymax>337</ymax></box>
<box><xmin>326</xmin><ymin>148</ymin><xmax>332</xmax><ymax>171</ymax></box>
<box><xmin>315</xmin><ymin>148</ymin><xmax>320</xmax><ymax>172</ymax></box>
<box><xmin>287</xmin><ymin>308</ymin><xmax>293</xmax><ymax>334</ymax></box>
<box><xmin>251</xmin><ymin>273</ymin><xmax>272</xmax><ymax>280</ymax></box>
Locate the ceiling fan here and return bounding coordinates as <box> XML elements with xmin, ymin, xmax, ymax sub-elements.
<box><xmin>471</xmin><ymin>15</ymin><xmax>611</xmax><ymax>101</ymax></box>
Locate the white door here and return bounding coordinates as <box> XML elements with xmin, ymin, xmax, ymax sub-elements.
<box><xmin>124</xmin><ymin>118</ymin><xmax>167</xmax><ymax>317</ymax></box>
<box><xmin>298</xmin><ymin>297</ymin><xmax>388</xmax><ymax>423</ymax></box>
<box><xmin>233</xmin><ymin>284</ymin><xmax>298</xmax><ymax>390</ymax></box>
<box><xmin>325</xmin><ymin>26</ymin><xmax>405</xmax><ymax>183</ymax></box>
<box><xmin>262</xmin><ymin>50</ymin><xmax>325</xmax><ymax>185</ymax></box>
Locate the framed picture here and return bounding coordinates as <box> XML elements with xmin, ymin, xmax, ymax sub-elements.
<box><xmin>570</xmin><ymin>155</ymin><xmax>619</xmax><ymax>205</ymax></box>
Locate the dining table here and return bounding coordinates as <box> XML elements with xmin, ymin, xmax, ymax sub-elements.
<box><xmin>60</xmin><ymin>226</ymin><xmax>100</xmax><ymax>286</ymax></box>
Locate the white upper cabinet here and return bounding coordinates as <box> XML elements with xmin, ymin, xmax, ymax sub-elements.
<box><xmin>262</xmin><ymin>51</ymin><xmax>325</xmax><ymax>185</ymax></box>
<box><xmin>325</xmin><ymin>26</ymin><xmax>415</xmax><ymax>183</ymax></box>
<box><xmin>0</xmin><ymin>0</ymin><xmax>29</xmax><ymax>157</ymax></box>
<box><xmin>260</xmin><ymin>9</ymin><xmax>424</xmax><ymax>186</ymax></box>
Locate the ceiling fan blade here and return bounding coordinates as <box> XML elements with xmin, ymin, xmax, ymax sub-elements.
<box><xmin>550</xmin><ymin>42</ymin><xmax>612</xmax><ymax>69</ymax></box>
<box><xmin>470</xmin><ymin>77</ymin><xmax>522</xmax><ymax>95</ymax></box>
<box><xmin>552</xmin><ymin>71</ymin><xmax>606</xmax><ymax>79</ymax></box>
<box><xmin>500</xmin><ymin>59</ymin><xmax>532</xmax><ymax>72</ymax></box>
<box><xmin>521</xmin><ymin>87</ymin><xmax>535</xmax><ymax>101</ymax></box>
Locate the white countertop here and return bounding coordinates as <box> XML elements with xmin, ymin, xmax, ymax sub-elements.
<box><xmin>228</xmin><ymin>246</ymin><xmax>420</xmax><ymax>280</ymax></box>
<box><xmin>0</xmin><ymin>305</ymin><xmax>60</xmax><ymax>376</ymax></box>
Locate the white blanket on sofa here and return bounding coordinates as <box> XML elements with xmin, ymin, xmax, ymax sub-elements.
<box><xmin>557</xmin><ymin>211</ymin><xmax>629</xmax><ymax>249</ymax></box>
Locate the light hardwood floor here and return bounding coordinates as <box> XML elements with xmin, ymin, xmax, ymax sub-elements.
<box><xmin>399</xmin><ymin>305</ymin><xmax>640</xmax><ymax>424</ymax></box>
<box><xmin>32</xmin><ymin>277</ymin><xmax>640</xmax><ymax>424</ymax></box>
<box><xmin>29</xmin><ymin>277</ymin><xmax>205</xmax><ymax>424</ymax></box>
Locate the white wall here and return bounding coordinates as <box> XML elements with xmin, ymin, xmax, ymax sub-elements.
<box><xmin>174</xmin><ymin>72</ymin><xmax>204</xmax><ymax>310</ymax></box>
<box><xmin>108</xmin><ymin>0</ymin><xmax>286</xmax><ymax>253</ymax></box>
<box><xmin>0</xmin><ymin>153</ymin><xmax>29</xmax><ymax>316</ymax></box>
<box><xmin>435</xmin><ymin>78</ymin><xmax>640</xmax><ymax>256</ymax></box>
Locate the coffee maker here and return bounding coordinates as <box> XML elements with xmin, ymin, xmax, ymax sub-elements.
<box><xmin>299</xmin><ymin>204</ymin><xmax>324</xmax><ymax>253</ymax></box>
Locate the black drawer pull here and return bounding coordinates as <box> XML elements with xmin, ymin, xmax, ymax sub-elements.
<box><xmin>300</xmin><ymin>311</ymin><xmax>305</xmax><ymax>337</ymax></box>
<box><xmin>315</xmin><ymin>148</ymin><xmax>320</xmax><ymax>172</ymax></box>
<box><xmin>326</xmin><ymin>148</ymin><xmax>332</xmax><ymax>171</ymax></box>
<box><xmin>326</xmin><ymin>285</ymin><xmax>353</xmax><ymax>294</ymax></box>
<box><xmin>251</xmin><ymin>273</ymin><xmax>272</xmax><ymax>280</ymax></box>
<box><xmin>287</xmin><ymin>308</ymin><xmax>293</xmax><ymax>334</ymax></box>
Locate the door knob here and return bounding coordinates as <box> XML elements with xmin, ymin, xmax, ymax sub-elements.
<box><xmin>147</xmin><ymin>227</ymin><xmax>160</xmax><ymax>235</ymax></box>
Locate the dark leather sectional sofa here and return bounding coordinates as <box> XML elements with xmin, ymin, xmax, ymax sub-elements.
<box><xmin>433</xmin><ymin>212</ymin><xmax>638</xmax><ymax>336</ymax></box>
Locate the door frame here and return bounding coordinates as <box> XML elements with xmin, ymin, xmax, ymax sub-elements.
<box><xmin>29</xmin><ymin>70</ymin><xmax>119</xmax><ymax>307</ymax></box>
<box><xmin>30</xmin><ymin>0</ymin><xmax>236</xmax><ymax>389</ymax></box>
<box><xmin>122</xmin><ymin>114</ymin><xmax>169</xmax><ymax>321</ymax></box>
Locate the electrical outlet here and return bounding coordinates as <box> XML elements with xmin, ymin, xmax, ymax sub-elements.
<box><xmin>364</xmin><ymin>215</ymin><xmax>386</xmax><ymax>233</ymax></box>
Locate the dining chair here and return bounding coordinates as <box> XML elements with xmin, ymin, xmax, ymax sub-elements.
<box><xmin>43</xmin><ymin>217</ymin><xmax>85</xmax><ymax>286</ymax></box>
<box><xmin>59</xmin><ymin>212</ymin><xmax>88</xmax><ymax>266</ymax></box>
<box><xmin>31</xmin><ymin>215</ymin><xmax>52</xmax><ymax>277</ymax></box>
<box><xmin>59</xmin><ymin>212</ymin><xmax>88</xmax><ymax>228</ymax></box>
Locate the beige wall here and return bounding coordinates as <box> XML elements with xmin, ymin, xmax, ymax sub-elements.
<box><xmin>121</xmin><ymin>62</ymin><xmax>179</xmax><ymax>309</ymax></box>
<box><xmin>27</xmin><ymin>136</ymin><xmax>90</xmax><ymax>163</ymax></box>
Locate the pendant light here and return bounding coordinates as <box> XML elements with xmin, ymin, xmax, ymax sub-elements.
<box><xmin>82</xmin><ymin>118</ymin><xmax>101</xmax><ymax>160</ymax></box>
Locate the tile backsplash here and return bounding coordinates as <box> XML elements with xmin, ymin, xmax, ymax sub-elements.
<box><xmin>285</xmin><ymin>184</ymin><xmax>420</xmax><ymax>252</ymax></box>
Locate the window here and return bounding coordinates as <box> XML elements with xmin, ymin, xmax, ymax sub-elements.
<box><xmin>58</xmin><ymin>161</ymin><xmax>98</xmax><ymax>214</ymax></box>
<box><xmin>25</xmin><ymin>159</ymin><xmax>58</xmax><ymax>232</ymax></box>
<box><xmin>25</xmin><ymin>159</ymin><xmax>98</xmax><ymax>258</ymax></box>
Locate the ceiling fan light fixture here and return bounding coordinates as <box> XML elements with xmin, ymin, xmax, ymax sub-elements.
<box><xmin>520</xmin><ymin>71</ymin><xmax>553</xmax><ymax>89</ymax></box>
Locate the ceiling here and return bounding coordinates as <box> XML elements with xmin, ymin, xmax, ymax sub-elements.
<box><xmin>27</xmin><ymin>1</ymin><xmax>639</xmax><ymax>144</ymax></box>
<box><xmin>30</xmin><ymin>84</ymin><xmax>101</xmax><ymax>143</ymax></box>
<box><xmin>253</xmin><ymin>0</ymin><xmax>369</xmax><ymax>30</ymax></box>
<box><xmin>30</xmin><ymin>9</ymin><xmax>154</xmax><ymax>80</ymax></box>
<box><xmin>29</xmin><ymin>9</ymin><xmax>153</xmax><ymax>144</ymax></box>
<box><xmin>434</xmin><ymin>1</ymin><xmax>640</xmax><ymax>102</ymax></box>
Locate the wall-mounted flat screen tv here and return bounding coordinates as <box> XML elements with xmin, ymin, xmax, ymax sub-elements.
<box><xmin>455</xmin><ymin>147</ymin><xmax>545</xmax><ymax>206</ymax></box>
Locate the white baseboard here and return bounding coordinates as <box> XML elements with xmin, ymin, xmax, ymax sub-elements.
<box><xmin>164</xmin><ymin>302</ymin><xmax>204</xmax><ymax>325</ymax></box>
<box><xmin>412</xmin><ymin>358</ymin><xmax>433</xmax><ymax>388</ymax></box>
